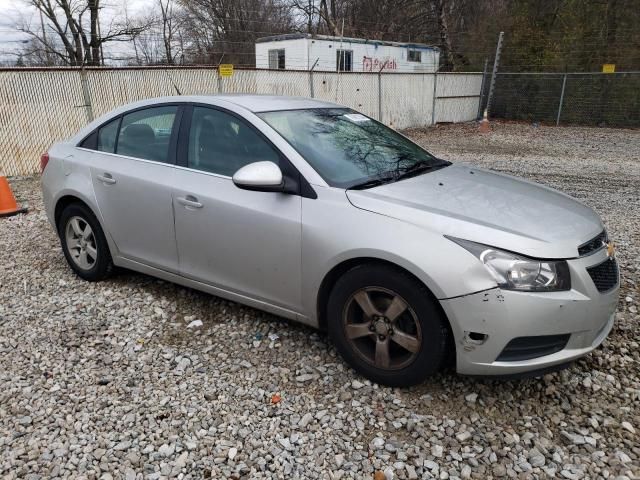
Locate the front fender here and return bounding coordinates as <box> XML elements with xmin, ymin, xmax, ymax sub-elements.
<box><xmin>300</xmin><ymin>186</ymin><xmax>496</xmax><ymax>325</ymax></box>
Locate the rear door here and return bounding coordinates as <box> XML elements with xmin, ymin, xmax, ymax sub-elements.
<box><xmin>172</xmin><ymin>105</ymin><xmax>302</xmax><ymax>311</ymax></box>
<box><xmin>86</xmin><ymin>104</ymin><xmax>182</xmax><ymax>272</ymax></box>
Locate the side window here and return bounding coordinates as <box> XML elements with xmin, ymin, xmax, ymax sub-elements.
<box><xmin>79</xmin><ymin>131</ymin><xmax>98</xmax><ymax>150</ymax></box>
<box><xmin>407</xmin><ymin>50</ymin><xmax>421</xmax><ymax>62</ymax></box>
<box><xmin>188</xmin><ymin>107</ymin><xmax>280</xmax><ymax>177</ymax></box>
<box><xmin>336</xmin><ymin>50</ymin><xmax>353</xmax><ymax>71</ymax></box>
<box><xmin>268</xmin><ymin>49</ymin><xmax>285</xmax><ymax>69</ymax></box>
<box><xmin>97</xmin><ymin>118</ymin><xmax>120</xmax><ymax>153</ymax></box>
<box><xmin>117</xmin><ymin>106</ymin><xmax>178</xmax><ymax>163</ymax></box>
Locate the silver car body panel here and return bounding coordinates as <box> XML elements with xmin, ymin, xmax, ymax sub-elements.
<box><xmin>42</xmin><ymin>94</ymin><xmax>620</xmax><ymax>376</ymax></box>
<box><xmin>89</xmin><ymin>150</ymin><xmax>179</xmax><ymax>272</ymax></box>
<box><xmin>172</xmin><ymin>166</ymin><xmax>303</xmax><ymax>313</ymax></box>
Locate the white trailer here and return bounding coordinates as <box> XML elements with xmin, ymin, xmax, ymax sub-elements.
<box><xmin>255</xmin><ymin>34</ymin><xmax>439</xmax><ymax>73</ymax></box>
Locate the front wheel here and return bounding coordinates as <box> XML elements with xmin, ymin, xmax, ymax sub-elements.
<box><xmin>328</xmin><ymin>264</ymin><xmax>449</xmax><ymax>387</ymax></box>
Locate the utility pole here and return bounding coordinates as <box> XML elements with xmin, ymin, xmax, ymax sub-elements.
<box><xmin>38</xmin><ymin>9</ymin><xmax>53</xmax><ymax>65</ymax></box>
<box><xmin>97</xmin><ymin>14</ymin><xmax>105</xmax><ymax>66</ymax></box>
<box><xmin>486</xmin><ymin>31</ymin><xmax>504</xmax><ymax>117</ymax></box>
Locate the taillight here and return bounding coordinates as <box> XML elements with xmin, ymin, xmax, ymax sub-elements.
<box><xmin>40</xmin><ymin>152</ymin><xmax>50</xmax><ymax>173</ymax></box>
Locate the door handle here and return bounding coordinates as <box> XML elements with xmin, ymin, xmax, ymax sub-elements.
<box><xmin>176</xmin><ymin>195</ymin><xmax>203</xmax><ymax>209</ymax></box>
<box><xmin>96</xmin><ymin>173</ymin><xmax>116</xmax><ymax>185</ymax></box>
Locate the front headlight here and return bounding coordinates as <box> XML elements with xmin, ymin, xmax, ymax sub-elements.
<box><xmin>449</xmin><ymin>238</ymin><xmax>571</xmax><ymax>291</ymax></box>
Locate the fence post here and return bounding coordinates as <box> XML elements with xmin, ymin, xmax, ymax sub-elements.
<box><xmin>79</xmin><ymin>68</ymin><xmax>94</xmax><ymax>123</ymax></box>
<box><xmin>431</xmin><ymin>72</ymin><xmax>438</xmax><ymax>125</ymax></box>
<box><xmin>556</xmin><ymin>74</ymin><xmax>567</xmax><ymax>126</ymax></box>
<box><xmin>486</xmin><ymin>31</ymin><xmax>504</xmax><ymax>116</ymax></box>
<box><xmin>217</xmin><ymin>67</ymin><xmax>223</xmax><ymax>93</ymax></box>
<box><xmin>377</xmin><ymin>71</ymin><xmax>382</xmax><ymax>122</ymax></box>
<box><xmin>477</xmin><ymin>58</ymin><xmax>489</xmax><ymax>120</ymax></box>
<box><xmin>309</xmin><ymin>58</ymin><xmax>319</xmax><ymax>99</ymax></box>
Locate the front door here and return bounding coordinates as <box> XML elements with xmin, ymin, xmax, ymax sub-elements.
<box><xmin>172</xmin><ymin>106</ymin><xmax>302</xmax><ymax>311</ymax></box>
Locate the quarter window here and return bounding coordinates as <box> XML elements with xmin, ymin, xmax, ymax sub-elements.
<box><xmin>117</xmin><ymin>106</ymin><xmax>178</xmax><ymax>163</ymax></box>
<box><xmin>188</xmin><ymin>107</ymin><xmax>280</xmax><ymax>177</ymax></box>
<box><xmin>97</xmin><ymin>118</ymin><xmax>120</xmax><ymax>153</ymax></box>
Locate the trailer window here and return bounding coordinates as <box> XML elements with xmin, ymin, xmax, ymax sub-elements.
<box><xmin>336</xmin><ymin>50</ymin><xmax>353</xmax><ymax>71</ymax></box>
<box><xmin>408</xmin><ymin>50</ymin><xmax>421</xmax><ymax>62</ymax></box>
<box><xmin>268</xmin><ymin>49</ymin><xmax>285</xmax><ymax>69</ymax></box>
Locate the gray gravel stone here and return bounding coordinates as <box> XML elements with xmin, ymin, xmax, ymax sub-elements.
<box><xmin>2</xmin><ymin>123</ymin><xmax>640</xmax><ymax>479</ymax></box>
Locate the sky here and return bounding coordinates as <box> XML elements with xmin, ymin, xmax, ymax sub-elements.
<box><xmin>0</xmin><ymin>0</ymin><xmax>29</xmax><ymax>61</ymax></box>
<box><xmin>0</xmin><ymin>0</ymin><xmax>152</xmax><ymax>64</ymax></box>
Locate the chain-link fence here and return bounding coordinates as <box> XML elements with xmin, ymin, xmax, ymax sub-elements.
<box><xmin>479</xmin><ymin>72</ymin><xmax>640</xmax><ymax>127</ymax></box>
<box><xmin>0</xmin><ymin>67</ymin><xmax>482</xmax><ymax>176</ymax></box>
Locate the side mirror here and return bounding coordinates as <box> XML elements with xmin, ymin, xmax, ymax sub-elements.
<box><xmin>232</xmin><ymin>161</ymin><xmax>284</xmax><ymax>192</ymax></box>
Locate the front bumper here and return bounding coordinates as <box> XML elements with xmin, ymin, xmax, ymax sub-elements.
<box><xmin>440</xmin><ymin>248</ymin><xmax>619</xmax><ymax>376</ymax></box>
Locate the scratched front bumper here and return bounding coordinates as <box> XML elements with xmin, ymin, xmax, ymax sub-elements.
<box><xmin>440</xmin><ymin>248</ymin><xmax>619</xmax><ymax>376</ymax></box>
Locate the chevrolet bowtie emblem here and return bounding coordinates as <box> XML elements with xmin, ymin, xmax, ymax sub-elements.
<box><xmin>606</xmin><ymin>241</ymin><xmax>615</xmax><ymax>258</ymax></box>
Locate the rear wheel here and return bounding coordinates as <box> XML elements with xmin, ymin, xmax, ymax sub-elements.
<box><xmin>328</xmin><ymin>264</ymin><xmax>449</xmax><ymax>387</ymax></box>
<box><xmin>58</xmin><ymin>203</ymin><xmax>113</xmax><ymax>281</ymax></box>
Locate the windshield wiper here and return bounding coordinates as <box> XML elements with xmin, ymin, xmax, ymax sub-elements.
<box><xmin>347</xmin><ymin>175</ymin><xmax>395</xmax><ymax>190</ymax></box>
<box><xmin>395</xmin><ymin>159</ymin><xmax>450</xmax><ymax>181</ymax></box>
<box><xmin>347</xmin><ymin>159</ymin><xmax>451</xmax><ymax>190</ymax></box>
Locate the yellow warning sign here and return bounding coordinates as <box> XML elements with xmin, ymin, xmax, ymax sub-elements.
<box><xmin>219</xmin><ymin>64</ymin><xmax>234</xmax><ymax>77</ymax></box>
<box><xmin>602</xmin><ymin>64</ymin><xmax>615</xmax><ymax>73</ymax></box>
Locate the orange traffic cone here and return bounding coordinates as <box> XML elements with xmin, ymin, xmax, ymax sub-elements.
<box><xmin>0</xmin><ymin>176</ymin><xmax>28</xmax><ymax>218</ymax></box>
<box><xmin>479</xmin><ymin>108</ymin><xmax>491</xmax><ymax>133</ymax></box>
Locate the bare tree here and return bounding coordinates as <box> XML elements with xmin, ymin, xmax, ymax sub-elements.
<box><xmin>159</xmin><ymin>0</ymin><xmax>186</xmax><ymax>64</ymax></box>
<box><xmin>179</xmin><ymin>0</ymin><xmax>294</xmax><ymax>66</ymax></box>
<box><xmin>18</xmin><ymin>0</ymin><xmax>150</xmax><ymax>66</ymax></box>
<box><xmin>318</xmin><ymin>0</ymin><xmax>340</xmax><ymax>35</ymax></box>
<box><xmin>431</xmin><ymin>0</ymin><xmax>455</xmax><ymax>70</ymax></box>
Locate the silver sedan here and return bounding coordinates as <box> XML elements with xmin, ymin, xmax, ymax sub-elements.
<box><xmin>41</xmin><ymin>95</ymin><xmax>619</xmax><ymax>386</ymax></box>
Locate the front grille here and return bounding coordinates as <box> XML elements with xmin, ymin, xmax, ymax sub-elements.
<box><xmin>578</xmin><ymin>230</ymin><xmax>607</xmax><ymax>257</ymax></box>
<box><xmin>497</xmin><ymin>334</ymin><xmax>571</xmax><ymax>362</ymax></box>
<box><xmin>587</xmin><ymin>258</ymin><xmax>619</xmax><ymax>293</ymax></box>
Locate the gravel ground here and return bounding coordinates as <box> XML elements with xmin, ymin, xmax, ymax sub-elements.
<box><xmin>1</xmin><ymin>121</ymin><xmax>639</xmax><ymax>480</ymax></box>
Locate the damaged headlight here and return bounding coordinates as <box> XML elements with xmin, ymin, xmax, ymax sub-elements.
<box><xmin>449</xmin><ymin>238</ymin><xmax>571</xmax><ymax>292</ymax></box>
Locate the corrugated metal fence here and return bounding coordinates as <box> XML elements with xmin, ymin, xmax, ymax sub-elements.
<box><xmin>0</xmin><ymin>67</ymin><xmax>482</xmax><ymax>176</ymax></box>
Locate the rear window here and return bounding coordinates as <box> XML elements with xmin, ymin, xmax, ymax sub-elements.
<box><xmin>78</xmin><ymin>106</ymin><xmax>178</xmax><ymax>164</ymax></box>
<box><xmin>117</xmin><ymin>106</ymin><xmax>178</xmax><ymax>163</ymax></box>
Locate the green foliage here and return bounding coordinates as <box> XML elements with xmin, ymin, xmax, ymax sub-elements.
<box><xmin>457</xmin><ymin>0</ymin><xmax>640</xmax><ymax>72</ymax></box>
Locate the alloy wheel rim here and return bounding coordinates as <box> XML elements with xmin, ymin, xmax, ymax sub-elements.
<box><xmin>342</xmin><ymin>287</ymin><xmax>422</xmax><ymax>370</ymax></box>
<box><xmin>65</xmin><ymin>216</ymin><xmax>97</xmax><ymax>270</ymax></box>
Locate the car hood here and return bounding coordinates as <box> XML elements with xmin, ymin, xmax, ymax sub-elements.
<box><xmin>346</xmin><ymin>163</ymin><xmax>603</xmax><ymax>259</ymax></box>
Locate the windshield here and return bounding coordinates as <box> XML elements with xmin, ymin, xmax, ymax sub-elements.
<box><xmin>258</xmin><ymin>108</ymin><xmax>449</xmax><ymax>188</ymax></box>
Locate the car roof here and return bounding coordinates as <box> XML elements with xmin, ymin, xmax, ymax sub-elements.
<box><xmin>122</xmin><ymin>94</ymin><xmax>342</xmax><ymax>113</ymax></box>
<box><xmin>69</xmin><ymin>94</ymin><xmax>346</xmax><ymax>148</ymax></box>
<box><xmin>209</xmin><ymin>94</ymin><xmax>341</xmax><ymax>112</ymax></box>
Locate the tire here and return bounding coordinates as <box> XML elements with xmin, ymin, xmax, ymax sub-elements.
<box><xmin>328</xmin><ymin>263</ymin><xmax>449</xmax><ymax>387</ymax></box>
<box><xmin>57</xmin><ymin>203</ymin><xmax>114</xmax><ymax>281</ymax></box>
